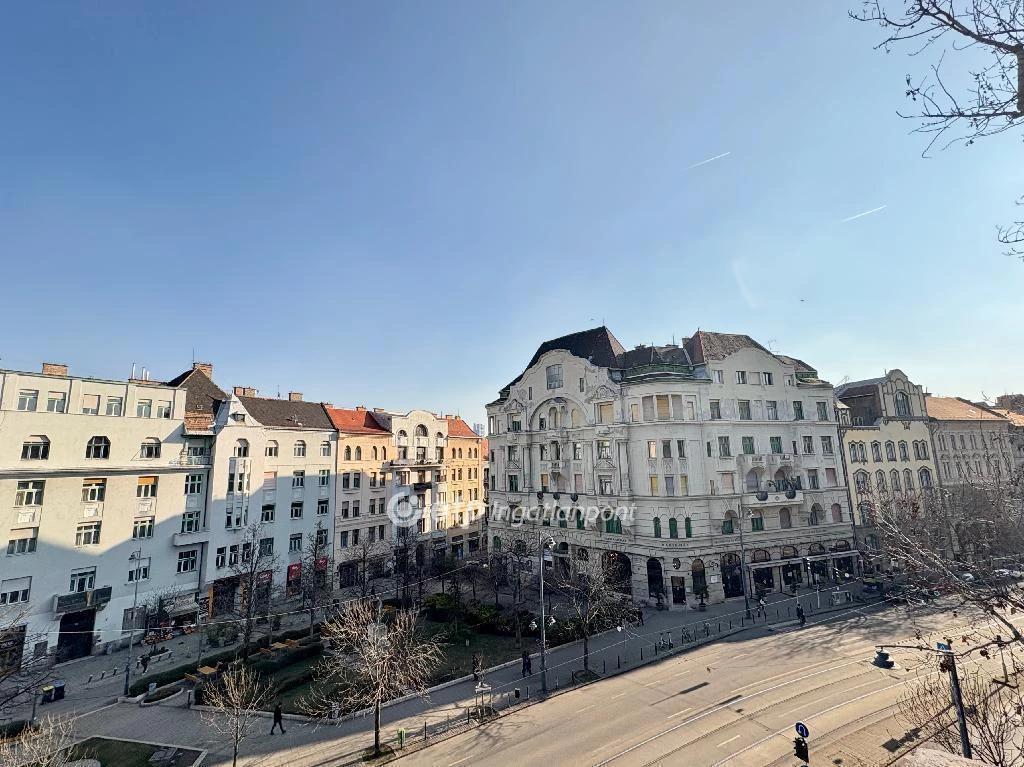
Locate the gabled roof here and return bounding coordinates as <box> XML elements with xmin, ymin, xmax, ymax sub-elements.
<box><xmin>446</xmin><ymin>416</ymin><xmax>480</xmax><ymax>439</ymax></box>
<box><xmin>773</xmin><ymin>354</ymin><xmax>817</xmax><ymax>374</ymax></box>
<box><xmin>992</xmin><ymin>408</ymin><xmax>1024</xmax><ymax>428</ymax></box>
<box><xmin>525</xmin><ymin>326</ymin><xmax>627</xmax><ymax>370</ymax></box>
<box><xmin>926</xmin><ymin>397</ymin><xmax>1007</xmax><ymax>422</ymax></box>
<box><xmin>685</xmin><ymin>331</ymin><xmax>771</xmax><ymax>364</ymax></box>
<box><xmin>835</xmin><ymin>376</ymin><xmax>886</xmax><ymax>399</ymax></box>
<box><xmin>327</xmin><ymin>407</ymin><xmax>390</xmax><ymax>435</ymax></box>
<box><xmin>166</xmin><ymin>367</ymin><xmax>229</xmax><ymax>429</ymax></box>
<box><xmin>616</xmin><ymin>344</ymin><xmax>693</xmax><ymax>369</ymax></box>
<box><xmin>237</xmin><ymin>395</ymin><xmax>334</xmax><ymax>430</ymax></box>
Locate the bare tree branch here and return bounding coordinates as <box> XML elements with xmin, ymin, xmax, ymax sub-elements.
<box><xmin>199</xmin><ymin>664</ymin><xmax>274</xmax><ymax>767</ymax></box>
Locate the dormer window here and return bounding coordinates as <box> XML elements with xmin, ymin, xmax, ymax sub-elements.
<box><xmin>231</xmin><ymin>413</ymin><xmax>246</xmax><ymax>423</ymax></box>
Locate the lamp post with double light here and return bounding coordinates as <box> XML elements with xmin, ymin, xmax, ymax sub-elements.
<box><xmin>124</xmin><ymin>548</ymin><xmax>143</xmax><ymax>697</ymax></box>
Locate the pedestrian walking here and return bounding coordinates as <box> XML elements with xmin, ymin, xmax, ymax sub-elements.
<box><xmin>757</xmin><ymin>596</ymin><xmax>767</xmax><ymax>618</ymax></box>
<box><xmin>270</xmin><ymin>701</ymin><xmax>286</xmax><ymax>734</ymax></box>
<box><xmin>796</xmin><ymin>605</ymin><xmax>806</xmax><ymax>627</ymax></box>
<box><xmin>140</xmin><ymin>654</ymin><xmax>149</xmax><ymax>673</ymax></box>
<box><xmin>472</xmin><ymin>653</ymin><xmax>482</xmax><ymax>683</ymax></box>
<box><xmin>637</xmin><ymin>606</ymin><xmax>645</xmax><ymax>626</ymax></box>
<box><xmin>521</xmin><ymin>650</ymin><xmax>532</xmax><ymax>677</ymax></box>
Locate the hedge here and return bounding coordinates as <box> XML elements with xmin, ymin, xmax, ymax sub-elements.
<box><xmin>0</xmin><ymin>720</ymin><xmax>30</xmax><ymax>739</ymax></box>
<box><xmin>252</xmin><ymin>642</ymin><xmax>323</xmax><ymax>675</ymax></box>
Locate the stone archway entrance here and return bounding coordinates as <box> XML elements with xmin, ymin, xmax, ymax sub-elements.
<box><xmin>604</xmin><ymin>552</ymin><xmax>632</xmax><ymax>596</ymax></box>
<box><xmin>721</xmin><ymin>553</ymin><xmax>744</xmax><ymax>598</ymax></box>
<box><xmin>647</xmin><ymin>558</ymin><xmax>665</xmax><ymax>601</ymax></box>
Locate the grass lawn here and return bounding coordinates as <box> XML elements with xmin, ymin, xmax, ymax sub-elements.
<box><xmin>261</xmin><ymin>655</ymin><xmax>321</xmax><ymax>715</ymax></box>
<box><xmin>423</xmin><ymin>620</ymin><xmax>524</xmax><ymax>681</ymax></box>
<box><xmin>68</xmin><ymin>737</ymin><xmax>201</xmax><ymax>767</ymax></box>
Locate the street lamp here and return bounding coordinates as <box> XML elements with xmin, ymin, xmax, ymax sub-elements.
<box><xmin>538</xmin><ymin>535</ymin><xmax>555</xmax><ymax>694</ymax></box>
<box><xmin>124</xmin><ymin>548</ymin><xmax>143</xmax><ymax>697</ymax></box>
<box><xmin>736</xmin><ymin>504</ymin><xmax>752</xmax><ymax>619</ymax></box>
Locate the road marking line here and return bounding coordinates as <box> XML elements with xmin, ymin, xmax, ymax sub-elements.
<box><xmin>732</xmin><ymin>657</ymin><xmax>853</xmax><ymax>692</ymax></box>
<box><xmin>673</xmin><ymin>670</ymin><xmax>691</xmax><ymax>677</ymax></box>
<box><xmin>642</xmin><ymin>679</ymin><xmax>664</xmax><ymax>687</ymax></box>
<box><xmin>667</xmin><ymin>707</ymin><xmax>692</xmax><ymax>719</ymax></box>
<box><xmin>716</xmin><ymin>735</ymin><xmax>741</xmax><ymax>748</ymax></box>
<box><xmin>732</xmin><ymin>653</ymin><xmax>747</xmax><ymax>660</ymax></box>
<box><xmin>448</xmin><ymin>757</ymin><xmax>474</xmax><ymax>766</ymax></box>
<box><xmin>611</xmin><ymin>692</ymin><xmax>627</xmax><ymax>699</ymax></box>
<box><xmin>782</xmin><ymin>678</ymin><xmax>882</xmax><ymax>717</ymax></box>
<box><xmin>578</xmin><ymin>704</ymin><xmax>595</xmax><ymax>713</ymax></box>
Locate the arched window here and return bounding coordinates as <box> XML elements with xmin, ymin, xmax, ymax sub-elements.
<box><xmin>809</xmin><ymin>503</ymin><xmax>822</xmax><ymax>526</ymax></box>
<box><xmin>355</xmin><ymin>446</ymin><xmax>362</xmax><ymax>460</ymax></box>
<box><xmin>344</xmin><ymin>446</ymin><xmax>352</xmax><ymax>461</ymax></box>
<box><xmin>899</xmin><ymin>441</ymin><xmax>909</xmax><ymax>461</ymax></box>
<box><xmin>233</xmin><ymin>439</ymin><xmax>249</xmax><ymax>458</ymax></box>
<box><xmin>875</xmin><ymin>470</ymin><xmax>887</xmax><ymax>491</ymax></box>
<box><xmin>320</xmin><ymin>441</ymin><xmax>332</xmax><ymax>457</ymax></box>
<box><xmin>669</xmin><ymin>518</ymin><xmax>679</xmax><ymax>538</ymax></box>
<box><xmin>371</xmin><ymin>446</ymin><xmax>378</xmax><ymax>461</ymax></box>
<box><xmin>85</xmin><ymin>434</ymin><xmax>109</xmax><ymax>458</ymax></box>
<box><xmin>745</xmin><ymin>469</ymin><xmax>760</xmax><ymax>491</ymax></box>
<box><xmin>781</xmin><ymin>545</ymin><xmax>798</xmax><ymax>559</ymax></box>
<box><xmin>459</xmin><ymin>448</ymin><xmax>463</xmax><ymax>459</ymax></box>
<box><xmin>750</xmin><ymin>510</ymin><xmax>764</xmax><ymax>531</ymax></box>
<box><xmin>919</xmin><ymin>441</ymin><xmax>929</xmax><ymax>460</ymax></box>
<box><xmin>684</xmin><ymin>517</ymin><xmax>693</xmax><ymax>538</ymax></box>
<box><xmin>551</xmin><ymin>442</ymin><xmax>560</xmax><ymax>460</ymax></box>
<box><xmin>21</xmin><ymin>436</ymin><xmax>50</xmax><ymax>460</ymax></box>
<box><xmin>548</xmin><ymin>407</ymin><xmax>558</xmax><ymax>429</ymax></box>
<box><xmin>894</xmin><ymin>391</ymin><xmax>911</xmax><ymax>417</ymax></box>
<box><xmin>808</xmin><ymin>542</ymin><xmax>826</xmax><ymax>555</ymax></box>
<box><xmin>865</xmin><ymin>533</ymin><xmax>879</xmax><ymax>551</ymax></box>
<box><xmin>855</xmin><ymin>471</ymin><xmax>870</xmax><ymax>493</ymax></box>
<box><xmin>294</xmin><ymin>440</ymin><xmax>306</xmax><ymax>457</ymax></box>
<box><xmin>722</xmin><ymin>510</ymin><xmax>736</xmax><ymax>535</ymax></box>
<box><xmin>904</xmin><ymin>469</ymin><xmax>914</xmax><ymax>490</ymax></box>
<box><xmin>885</xmin><ymin>441</ymin><xmax>896</xmax><ymax>461</ymax></box>
<box><xmin>265</xmin><ymin>440</ymin><xmax>278</xmax><ymax>457</ymax></box>
<box><xmin>752</xmin><ymin>549</ymin><xmax>770</xmax><ymax>563</ymax></box>
<box><xmin>381</xmin><ymin>447</ymin><xmax>387</xmax><ymax>461</ymax></box>
<box><xmin>919</xmin><ymin>467</ymin><xmax>933</xmax><ymax>488</ymax></box>
<box><xmin>890</xmin><ymin>469</ymin><xmax>901</xmax><ymax>491</ymax></box>
<box><xmin>415</xmin><ymin>424</ymin><xmax>428</xmax><ymax>437</ymax></box>
<box><xmin>859</xmin><ymin>502</ymin><xmax>874</xmax><ymax>526</ymax></box>
<box><xmin>653</xmin><ymin>517</ymin><xmax>662</xmax><ymax>538</ymax></box>
<box><xmin>779</xmin><ymin>507</ymin><xmax>792</xmax><ymax>529</ymax></box>
<box><xmin>871</xmin><ymin>442</ymin><xmax>882</xmax><ymax>462</ymax></box>
<box><xmin>831</xmin><ymin>503</ymin><xmax>842</xmax><ymax>523</ymax></box>
<box><xmin>140</xmin><ymin>438</ymin><xmax>162</xmax><ymax>459</ymax></box>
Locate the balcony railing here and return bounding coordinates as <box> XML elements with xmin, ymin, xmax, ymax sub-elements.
<box><xmin>743</xmin><ymin>489</ymin><xmax>804</xmax><ymax>507</ymax></box>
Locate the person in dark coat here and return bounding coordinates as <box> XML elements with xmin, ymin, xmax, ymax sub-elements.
<box><xmin>521</xmin><ymin>650</ymin><xmax>532</xmax><ymax>677</ymax></box>
<box><xmin>796</xmin><ymin>605</ymin><xmax>806</xmax><ymax>627</ymax></box>
<box><xmin>271</xmin><ymin>701</ymin><xmax>286</xmax><ymax>734</ymax></box>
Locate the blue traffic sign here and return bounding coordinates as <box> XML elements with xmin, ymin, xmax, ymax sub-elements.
<box><xmin>795</xmin><ymin>721</ymin><xmax>810</xmax><ymax>738</ymax></box>
<box><xmin>936</xmin><ymin>642</ymin><xmax>952</xmax><ymax>653</ymax></box>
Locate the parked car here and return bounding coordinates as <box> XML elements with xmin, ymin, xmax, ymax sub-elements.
<box><xmin>959</xmin><ymin>572</ymin><xmax>975</xmax><ymax>583</ymax></box>
<box><xmin>1011</xmin><ymin>570</ymin><xmax>1023</xmax><ymax>579</ymax></box>
<box><xmin>994</xmin><ymin>569</ymin><xmax>1012</xmax><ymax>579</ymax></box>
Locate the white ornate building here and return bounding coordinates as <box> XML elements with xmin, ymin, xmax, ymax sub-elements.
<box><xmin>485</xmin><ymin>327</ymin><xmax>855</xmax><ymax>608</ymax></box>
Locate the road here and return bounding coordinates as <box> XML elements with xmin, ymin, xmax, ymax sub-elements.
<box><xmin>400</xmin><ymin>603</ymin><xmax>1003</xmax><ymax>767</ymax></box>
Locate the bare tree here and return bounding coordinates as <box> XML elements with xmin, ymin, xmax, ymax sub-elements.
<box><xmin>0</xmin><ymin>714</ymin><xmax>77</xmax><ymax>767</ymax></box>
<box><xmin>228</xmin><ymin>522</ymin><xmax>281</xmax><ymax>656</ymax></box>
<box><xmin>556</xmin><ymin>548</ymin><xmax>632</xmax><ymax>674</ymax></box>
<box><xmin>308</xmin><ymin>600</ymin><xmax>443</xmax><ymax>757</ymax></box>
<box><xmin>0</xmin><ymin>608</ymin><xmax>54</xmax><ymax>720</ymax></box>
<box><xmin>852</xmin><ymin>0</ymin><xmax>1024</xmax><ymax>256</ymax></box>
<box><xmin>339</xmin><ymin>533</ymin><xmax>391</xmax><ymax>599</ymax></box>
<box><xmin>504</xmin><ymin>537</ymin><xmax>542</xmax><ymax>650</ymax></box>
<box><xmin>296</xmin><ymin>521</ymin><xmax>336</xmax><ymax>635</ymax></box>
<box><xmin>199</xmin><ymin>663</ymin><xmax>274</xmax><ymax>767</ymax></box>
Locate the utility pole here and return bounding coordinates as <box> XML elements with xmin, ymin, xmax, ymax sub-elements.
<box><xmin>940</xmin><ymin>645</ymin><xmax>972</xmax><ymax>759</ymax></box>
<box><xmin>736</xmin><ymin>503</ymin><xmax>751</xmax><ymax>619</ymax></box>
<box><xmin>538</xmin><ymin>535</ymin><xmax>553</xmax><ymax>694</ymax></box>
<box><xmin>123</xmin><ymin>548</ymin><xmax>143</xmax><ymax>697</ymax></box>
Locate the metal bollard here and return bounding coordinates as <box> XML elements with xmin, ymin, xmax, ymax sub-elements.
<box><xmin>467</xmin><ymin>709</ymin><xmax>471</xmax><ymax>723</ymax></box>
<box><xmin>554</xmin><ymin>673</ymin><xmax>558</xmax><ymax>690</ymax></box>
<box><xmin>640</xmin><ymin>646</ymin><xmax>644</xmax><ymax>660</ymax></box>
<box><xmin>603</xmin><ymin>660</ymin><xmax>606</xmax><ymax>674</ymax></box>
<box><xmin>617</xmin><ymin>654</ymin><xmax>621</xmax><ymax>669</ymax></box>
<box><xmin>424</xmin><ymin>721</ymin><xmax>427</xmax><ymax>741</ymax></box>
<box><xmin>729</xmin><ymin>619</ymin><xmax>732</xmax><ymax>629</ymax></box>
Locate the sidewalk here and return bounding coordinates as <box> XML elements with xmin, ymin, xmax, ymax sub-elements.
<box><xmin>62</xmin><ymin>587</ymin><xmax>887</xmax><ymax>767</ymax></box>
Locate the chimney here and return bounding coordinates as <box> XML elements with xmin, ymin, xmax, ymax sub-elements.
<box><xmin>356</xmin><ymin>405</ymin><xmax>366</xmax><ymax>412</ymax></box>
<box><xmin>322</xmin><ymin>402</ymin><xmax>333</xmax><ymax>409</ymax></box>
<box><xmin>42</xmin><ymin>362</ymin><xmax>68</xmax><ymax>377</ymax></box>
<box><xmin>288</xmin><ymin>392</ymin><xmax>303</xmax><ymax>402</ymax></box>
<box><xmin>233</xmin><ymin>386</ymin><xmax>258</xmax><ymax>397</ymax></box>
<box><xmin>192</xmin><ymin>362</ymin><xmax>214</xmax><ymax>378</ymax></box>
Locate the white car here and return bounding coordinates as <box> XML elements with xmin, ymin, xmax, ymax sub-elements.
<box><xmin>959</xmin><ymin>572</ymin><xmax>975</xmax><ymax>583</ymax></box>
<box><xmin>1011</xmin><ymin>571</ymin><xmax>1023</xmax><ymax>579</ymax></box>
<box><xmin>994</xmin><ymin>569</ymin><xmax>1012</xmax><ymax>579</ymax></box>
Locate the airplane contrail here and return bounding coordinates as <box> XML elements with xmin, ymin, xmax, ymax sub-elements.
<box><xmin>686</xmin><ymin>151</ymin><xmax>731</xmax><ymax>170</ymax></box>
<box><xmin>839</xmin><ymin>205</ymin><xmax>887</xmax><ymax>223</ymax></box>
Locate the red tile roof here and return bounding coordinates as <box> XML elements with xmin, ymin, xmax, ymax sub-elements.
<box><xmin>926</xmin><ymin>397</ymin><xmax>1006</xmax><ymax>422</ymax></box>
<box><xmin>992</xmin><ymin>408</ymin><xmax>1024</xmax><ymax>428</ymax></box>
<box><xmin>327</xmin><ymin>407</ymin><xmax>390</xmax><ymax>434</ymax></box>
<box><xmin>446</xmin><ymin>417</ymin><xmax>480</xmax><ymax>439</ymax></box>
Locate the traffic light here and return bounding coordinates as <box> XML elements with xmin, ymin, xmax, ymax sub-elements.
<box><xmin>872</xmin><ymin>648</ymin><xmax>895</xmax><ymax>669</ymax></box>
<box><xmin>793</xmin><ymin>736</ymin><xmax>809</xmax><ymax>762</ymax></box>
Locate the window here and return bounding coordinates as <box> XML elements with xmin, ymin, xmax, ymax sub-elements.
<box><xmin>855</xmin><ymin>471</ymin><xmax>870</xmax><ymax>493</ymax></box>
<box><xmin>81</xmin><ymin>478</ymin><xmax>106</xmax><ymax>502</ymax></box>
<box><xmin>46</xmin><ymin>391</ymin><xmax>66</xmax><ymax>413</ymax></box>
<box><xmin>821</xmin><ymin>436</ymin><xmax>833</xmax><ymax>455</ymax></box>
<box><xmin>826</xmin><ymin>467</ymin><xmax>837</xmax><ymax>486</ymax></box>
<box><xmin>261</xmin><ymin>503</ymin><xmax>276</xmax><ymax>523</ymax></box>
<box><xmin>597</xmin><ymin>440</ymin><xmax>611</xmax><ymax>459</ymax></box>
<box><xmin>649</xmin><ymin>476</ymin><xmax>659</xmax><ymax>495</ymax></box>
<box><xmin>722</xmin><ymin>513</ymin><xmax>735</xmax><ymax>535</ymax></box>
<box><xmin>139</xmin><ymin>439</ymin><xmax>161</xmax><ymax>459</ymax></box>
<box><xmin>546</xmin><ymin>364</ymin><xmax>563</xmax><ymax>389</ymax></box>
<box><xmin>660</xmin><ymin>439</ymin><xmax>672</xmax><ymax>459</ymax></box>
<box><xmin>739</xmin><ymin>401</ymin><xmax>752</xmax><ymax>420</ymax></box>
<box><xmin>79</xmin><ymin>394</ymin><xmax>99</xmax><ymax>415</ymax></box>
<box><xmin>647</xmin><ymin>441</ymin><xmax>657</xmax><ymax>459</ymax></box>
<box><xmin>133</xmin><ymin>517</ymin><xmax>154</xmax><ymax>539</ymax></box>
<box><xmin>598</xmin><ymin>475</ymin><xmax>613</xmax><ymax>495</ymax></box>
<box><xmin>763</xmin><ymin>372</ymin><xmax>774</xmax><ymax>386</ymax></box>
<box><xmin>655</xmin><ymin>395</ymin><xmax>671</xmax><ymax>421</ymax></box>
<box><xmin>802</xmin><ymin>436</ymin><xmax>814</xmax><ymax>454</ymax></box>
<box><xmin>177</xmin><ymin>550</ymin><xmax>198</xmax><ymax>573</ymax></box>
<box><xmin>579</xmin><ymin>377</ymin><xmax>585</xmax><ymax>392</ymax></box>
<box><xmin>792</xmin><ymin>401</ymin><xmax>804</xmax><ymax>421</ymax></box>
<box><xmin>317</xmin><ymin>498</ymin><xmax>329</xmax><ymax>516</ymax></box>
<box><xmin>890</xmin><ymin>469</ymin><xmax>901</xmax><ymax>491</ymax></box>
<box><xmin>69</xmin><ymin>568</ymin><xmax>95</xmax><ymax>592</ymax></box>
<box><xmin>653</xmin><ymin>517</ymin><xmax>662</xmax><ymax>538</ymax></box>
<box><xmin>664</xmin><ymin>475</ymin><xmax>676</xmax><ymax>496</ymax></box>
<box><xmin>319</xmin><ymin>469</ymin><xmax>330</xmax><ymax>487</ymax></box>
<box><xmin>770</xmin><ymin>436</ymin><xmax>783</xmax><ymax>454</ymax></box>
<box><xmin>807</xmin><ymin>469</ymin><xmax>819</xmax><ymax>490</ymax></box>
<box><xmin>341</xmin><ymin>473</ymin><xmax>350</xmax><ymax>490</ymax></box>
<box><xmin>21</xmin><ymin>436</ymin><xmax>50</xmax><ymax>461</ymax></box>
<box><xmin>751</xmin><ymin>511</ymin><xmax>764</xmax><ymax>531</ymax></box>
<box><xmin>675</xmin><ymin>440</ymin><xmax>686</xmax><ymax>459</ymax></box>
<box><xmin>289</xmin><ymin>534</ymin><xmax>303</xmax><ymax>553</ymax></box>
<box><xmin>320</xmin><ymin>441</ymin><xmax>332</xmax><ymax>457</ymax></box>
<box><xmin>779</xmin><ymin>507</ymin><xmax>792</xmax><ymax>528</ymax></box>
<box><xmin>17</xmin><ymin>390</ymin><xmax>38</xmax><ymax>411</ymax></box>
<box><xmin>294</xmin><ymin>440</ymin><xmax>306</xmax><ymax>457</ymax></box>
<box><xmin>180</xmin><ymin>510</ymin><xmax>201</xmax><ymax>534</ymax></box>
<box><xmin>742</xmin><ymin>436</ymin><xmax>755</xmax><ymax>455</ymax></box>
<box><xmin>7</xmin><ymin>532</ymin><xmax>38</xmax><ymax>555</ymax></box>
<box><xmin>255</xmin><ymin>537</ymin><xmax>273</xmax><ymax>558</ymax></box>
<box><xmin>875</xmin><ymin>470</ymin><xmax>886</xmax><ymax>491</ymax></box>
<box><xmin>871</xmin><ymin>442</ymin><xmax>882</xmax><ymax>462</ymax></box>
<box><xmin>136</xmin><ymin>399</ymin><xmax>152</xmax><ymax>418</ymax></box>
<box><xmin>766</xmin><ymin>401</ymin><xmax>778</xmax><ymax>421</ymax></box>
<box><xmin>816</xmin><ymin>401</ymin><xmax>829</xmax><ymax>421</ymax></box>
<box><xmin>292</xmin><ymin>471</ymin><xmax>305</xmax><ymax>488</ymax></box>
<box><xmin>508</xmin><ymin>475</ymin><xmax>519</xmax><ymax>492</ymax></box>
<box><xmin>291</xmin><ymin>502</ymin><xmax>303</xmax><ymax>519</ymax></box>
<box><xmin>735</xmin><ymin>371</ymin><xmax>747</xmax><ymax>384</ymax></box>
<box><xmin>718</xmin><ymin>436</ymin><xmax>731</xmax><ymax>457</ymax></box>
<box><xmin>75</xmin><ymin>522</ymin><xmax>101</xmax><ymax>546</ymax></box>
<box><xmin>317</xmin><ymin>526</ymin><xmax>330</xmax><ymax>546</ymax></box>
<box><xmin>106</xmin><ymin>397</ymin><xmax>123</xmax><ymax>416</ymax></box>
<box><xmin>15</xmin><ymin>481</ymin><xmax>44</xmax><ymax>507</ymax></box>
<box><xmin>710</xmin><ymin>400</ymin><xmax>722</xmax><ymax>420</ymax></box>
<box><xmin>713</xmin><ymin>369</ymin><xmax>724</xmax><ymax>384</ymax></box>
<box><xmin>0</xmin><ymin>578</ymin><xmax>32</xmax><ymax>605</ymax></box>
<box><xmin>885</xmin><ymin>441</ymin><xmax>896</xmax><ymax>461</ymax></box>
<box><xmin>136</xmin><ymin>476</ymin><xmax>158</xmax><ymax>497</ymax></box>
<box><xmin>156</xmin><ymin>401</ymin><xmax>172</xmax><ymax>419</ymax></box>
<box><xmin>232</xmin><ymin>439</ymin><xmax>249</xmax><ymax>458</ymax></box>
<box><xmin>215</xmin><ymin>547</ymin><xmax>226</xmax><ymax>568</ymax></box>
<box><xmin>185</xmin><ymin>473</ymin><xmax>203</xmax><ymax>495</ymax></box>
<box><xmin>894</xmin><ymin>391</ymin><xmax>911</xmax><ymax>417</ymax></box>
<box><xmin>808</xmin><ymin>505</ymin><xmax>821</xmax><ymax>526</ymax></box>
<box><xmin>596</xmin><ymin>402</ymin><xmax>613</xmax><ymax>424</ymax></box>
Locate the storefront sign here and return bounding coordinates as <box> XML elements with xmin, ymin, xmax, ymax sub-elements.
<box><xmin>53</xmin><ymin>592</ymin><xmax>89</xmax><ymax>614</ymax></box>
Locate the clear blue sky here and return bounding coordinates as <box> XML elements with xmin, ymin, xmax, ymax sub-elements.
<box><xmin>2</xmin><ymin>2</ymin><xmax>1021</xmax><ymax>423</ymax></box>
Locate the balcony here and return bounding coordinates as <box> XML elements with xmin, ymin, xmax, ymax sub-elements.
<box><xmin>414</xmin><ymin>436</ymin><xmax>429</xmax><ymax>448</ymax></box>
<box><xmin>173</xmin><ymin>529</ymin><xmax>212</xmax><ymax>546</ymax></box>
<box><xmin>413</xmin><ymin>482</ymin><xmax>432</xmax><ymax>492</ymax></box>
<box><xmin>169</xmin><ymin>454</ymin><xmax>212</xmax><ymax>467</ymax></box>
<box><xmin>743</xmin><ymin>489</ymin><xmax>804</xmax><ymax>508</ymax></box>
<box><xmin>52</xmin><ymin>586</ymin><xmax>112</xmax><ymax>615</ymax></box>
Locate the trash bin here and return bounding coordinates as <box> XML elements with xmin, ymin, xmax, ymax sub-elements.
<box><xmin>52</xmin><ymin>681</ymin><xmax>65</xmax><ymax>701</ymax></box>
<box><xmin>40</xmin><ymin>685</ymin><xmax>54</xmax><ymax>704</ymax></box>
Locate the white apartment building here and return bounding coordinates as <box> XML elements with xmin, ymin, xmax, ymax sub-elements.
<box><xmin>0</xmin><ymin>363</ymin><xmax>209</xmax><ymax>666</ymax></box>
<box><xmin>485</xmin><ymin>328</ymin><xmax>854</xmax><ymax>608</ymax></box>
